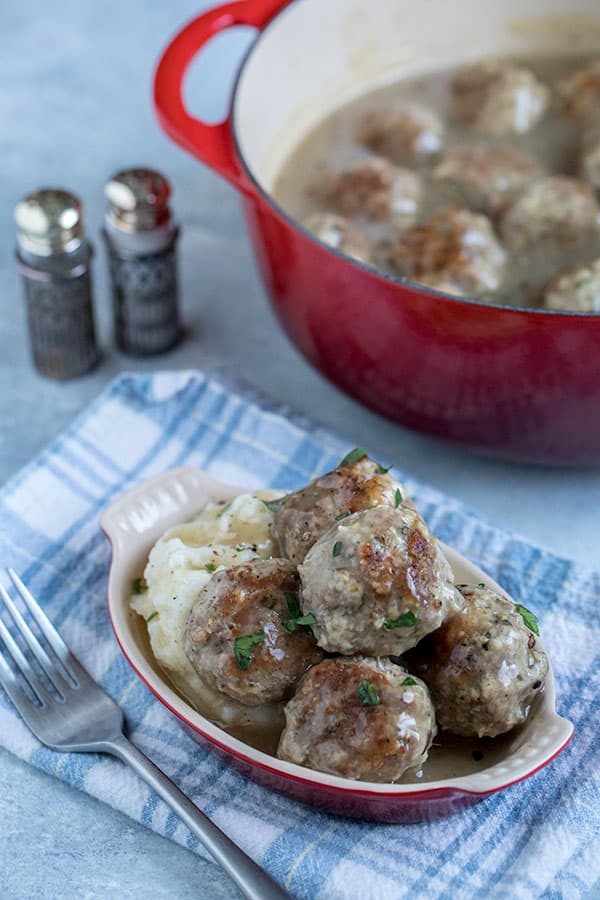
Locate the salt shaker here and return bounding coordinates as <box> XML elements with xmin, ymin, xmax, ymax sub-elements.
<box><xmin>14</xmin><ymin>189</ymin><xmax>99</xmax><ymax>379</ymax></box>
<box><xmin>103</xmin><ymin>168</ymin><xmax>181</xmax><ymax>355</ymax></box>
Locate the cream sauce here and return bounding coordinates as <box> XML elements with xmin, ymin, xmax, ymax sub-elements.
<box><xmin>273</xmin><ymin>55</ymin><xmax>600</xmax><ymax>308</ymax></box>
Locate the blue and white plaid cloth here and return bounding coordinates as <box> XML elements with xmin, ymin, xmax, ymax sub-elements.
<box><xmin>0</xmin><ymin>370</ymin><xmax>598</xmax><ymax>899</ymax></box>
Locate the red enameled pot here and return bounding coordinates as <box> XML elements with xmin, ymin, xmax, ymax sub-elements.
<box><xmin>154</xmin><ymin>0</ymin><xmax>600</xmax><ymax>465</ymax></box>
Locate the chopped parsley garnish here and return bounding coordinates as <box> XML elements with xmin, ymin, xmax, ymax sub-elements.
<box><xmin>283</xmin><ymin>612</ymin><xmax>317</xmax><ymax>633</ymax></box>
<box><xmin>260</xmin><ymin>497</ymin><xmax>286</xmax><ymax>514</ymax></box>
<box><xmin>401</xmin><ymin>676</ymin><xmax>417</xmax><ymax>686</ymax></box>
<box><xmin>335</xmin><ymin>510</ymin><xmax>351</xmax><ymax>521</ymax></box>
<box><xmin>132</xmin><ymin>577</ymin><xmax>148</xmax><ymax>594</ymax></box>
<box><xmin>283</xmin><ymin>592</ymin><xmax>315</xmax><ymax>632</ymax></box>
<box><xmin>204</xmin><ymin>562</ymin><xmax>216</xmax><ymax>573</ymax></box>
<box><xmin>146</xmin><ymin>611</ymin><xmax>158</xmax><ymax>624</ymax></box>
<box><xmin>217</xmin><ymin>500</ymin><xmax>233</xmax><ymax>517</ymax></box>
<box><xmin>332</xmin><ymin>541</ymin><xmax>343</xmax><ymax>557</ymax></box>
<box><xmin>383</xmin><ymin>611</ymin><xmax>418</xmax><ymax>629</ymax></box>
<box><xmin>285</xmin><ymin>591</ymin><xmax>302</xmax><ymax>618</ymax></box>
<box><xmin>357</xmin><ymin>680</ymin><xmax>380</xmax><ymax>707</ymax></box>
<box><xmin>377</xmin><ymin>463</ymin><xmax>391</xmax><ymax>474</ymax></box>
<box><xmin>233</xmin><ymin>631</ymin><xmax>265</xmax><ymax>670</ymax></box>
<box><xmin>515</xmin><ymin>603</ymin><xmax>539</xmax><ymax>636</ymax></box>
<box><xmin>394</xmin><ymin>488</ymin><xmax>403</xmax><ymax>508</ymax></box>
<box><xmin>478</xmin><ymin>582</ymin><xmax>486</xmax><ymax>588</ymax></box>
<box><xmin>339</xmin><ymin>448</ymin><xmax>368</xmax><ymax>467</ymax></box>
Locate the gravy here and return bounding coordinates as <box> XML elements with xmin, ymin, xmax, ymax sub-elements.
<box><xmin>274</xmin><ymin>55</ymin><xmax>600</xmax><ymax>308</ymax></box>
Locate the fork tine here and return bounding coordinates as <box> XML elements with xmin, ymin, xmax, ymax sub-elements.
<box><xmin>0</xmin><ymin>646</ymin><xmax>46</xmax><ymax>737</ymax></box>
<box><xmin>0</xmin><ymin>647</ymin><xmax>36</xmax><ymax>713</ymax></box>
<box><xmin>7</xmin><ymin>567</ymin><xmax>80</xmax><ymax>683</ymax></box>
<box><xmin>0</xmin><ymin>615</ymin><xmax>52</xmax><ymax>706</ymax></box>
<box><xmin>0</xmin><ymin>584</ymin><xmax>71</xmax><ymax>695</ymax></box>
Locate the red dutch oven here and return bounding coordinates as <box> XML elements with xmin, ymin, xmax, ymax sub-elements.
<box><xmin>154</xmin><ymin>0</ymin><xmax>600</xmax><ymax>465</ymax></box>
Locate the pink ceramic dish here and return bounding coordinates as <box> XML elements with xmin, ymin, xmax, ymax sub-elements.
<box><xmin>101</xmin><ymin>467</ymin><xmax>573</xmax><ymax>823</ymax></box>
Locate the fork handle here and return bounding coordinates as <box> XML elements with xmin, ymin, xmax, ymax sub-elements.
<box><xmin>106</xmin><ymin>734</ymin><xmax>289</xmax><ymax>900</ymax></box>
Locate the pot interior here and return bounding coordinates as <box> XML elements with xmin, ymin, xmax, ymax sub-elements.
<box><xmin>234</xmin><ymin>0</ymin><xmax>600</xmax><ymax>193</ymax></box>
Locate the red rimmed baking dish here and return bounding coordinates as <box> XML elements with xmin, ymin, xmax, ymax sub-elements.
<box><xmin>101</xmin><ymin>467</ymin><xmax>573</xmax><ymax>823</ymax></box>
<box><xmin>154</xmin><ymin>0</ymin><xmax>600</xmax><ymax>465</ymax></box>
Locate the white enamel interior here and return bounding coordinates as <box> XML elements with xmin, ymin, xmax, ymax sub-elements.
<box><xmin>233</xmin><ymin>0</ymin><xmax>600</xmax><ymax>191</ymax></box>
<box><xmin>101</xmin><ymin>466</ymin><xmax>573</xmax><ymax>800</ymax></box>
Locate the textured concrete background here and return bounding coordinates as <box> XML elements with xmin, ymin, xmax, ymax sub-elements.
<box><xmin>0</xmin><ymin>0</ymin><xmax>599</xmax><ymax>897</ymax></box>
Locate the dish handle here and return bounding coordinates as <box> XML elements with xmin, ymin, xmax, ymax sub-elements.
<box><xmin>153</xmin><ymin>0</ymin><xmax>289</xmax><ymax>191</ymax></box>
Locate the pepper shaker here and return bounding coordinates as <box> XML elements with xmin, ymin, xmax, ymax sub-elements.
<box><xmin>103</xmin><ymin>168</ymin><xmax>181</xmax><ymax>355</ymax></box>
<box><xmin>14</xmin><ymin>189</ymin><xmax>99</xmax><ymax>379</ymax></box>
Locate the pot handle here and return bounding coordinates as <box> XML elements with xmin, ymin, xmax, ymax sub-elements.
<box><xmin>154</xmin><ymin>0</ymin><xmax>289</xmax><ymax>191</ymax></box>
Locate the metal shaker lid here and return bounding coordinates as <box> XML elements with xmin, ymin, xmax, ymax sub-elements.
<box><xmin>105</xmin><ymin>168</ymin><xmax>171</xmax><ymax>233</ymax></box>
<box><xmin>15</xmin><ymin>188</ymin><xmax>84</xmax><ymax>256</ymax></box>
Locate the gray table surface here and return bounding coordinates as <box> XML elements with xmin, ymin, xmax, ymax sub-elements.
<box><xmin>0</xmin><ymin>1</ymin><xmax>599</xmax><ymax>897</ymax></box>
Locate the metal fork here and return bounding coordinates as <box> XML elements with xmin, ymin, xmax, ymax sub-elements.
<box><xmin>0</xmin><ymin>568</ymin><xmax>287</xmax><ymax>900</ymax></box>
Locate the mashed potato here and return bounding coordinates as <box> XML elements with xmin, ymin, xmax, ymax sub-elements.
<box><xmin>131</xmin><ymin>492</ymin><xmax>284</xmax><ymax>732</ymax></box>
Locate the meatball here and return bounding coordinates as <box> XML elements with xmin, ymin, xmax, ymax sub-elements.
<box><xmin>432</xmin><ymin>144</ymin><xmax>544</xmax><ymax>217</ymax></box>
<box><xmin>272</xmin><ymin>453</ymin><xmax>407</xmax><ymax>565</ymax></box>
<box><xmin>451</xmin><ymin>60</ymin><xmax>549</xmax><ymax>135</ymax></box>
<box><xmin>278</xmin><ymin>657</ymin><xmax>436</xmax><ymax>782</ymax></box>
<box><xmin>543</xmin><ymin>259</ymin><xmax>600</xmax><ymax>312</ymax></box>
<box><xmin>413</xmin><ymin>584</ymin><xmax>548</xmax><ymax>738</ymax></box>
<box><xmin>556</xmin><ymin>58</ymin><xmax>600</xmax><ymax>122</ymax></box>
<box><xmin>185</xmin><ymin>559</ymin><xmax>323</xmax><ymax>706</ymax></box>
<box><xmin>303</xmin><ymin>212</ymin><xmax>372</xmax><ymax>263</ymax></box>
<box><xmin>359</xmin><ymin>102</ymin><xmax>444</xmax><ymax>167</ymax></box>
<box><xmin>389</xmin><ymin>207</ymin><xmax>507</xmax><ymax>295</ymax></box>
<box><xmin>500</xmin><ymin>176</ymin><xmax>600</xmax><ymax>255</ymax></box>
<box><xmin>325</xmin><ymin>156</ymin><xmax>422</xmax><ymax>228</ymax></box>
<box><xmin>299</xmin><ymin>505</ymin><xmax>457</xmax><ymax>656</ymax></box>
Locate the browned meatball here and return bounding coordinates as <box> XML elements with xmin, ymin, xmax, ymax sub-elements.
<box><xmin>389</xmin><ymin>207</ymin><xmax>506</xmax><ymax>294</ymax></box>
<box><xmin>452</xmin><ymin>60</ymin><xmax>549</xmax><ymax>135</ymax></box>
<box><xmin>500</xmin><ymin>176</ymin><xmax>600</xmax><ymax>255</ymax></box>
<box><xmin>185</xmin><ymin>559</ymin><xmax>323</xmax><ymax>706</ymax></box>
<box><xmin>413</xmin><ymin>584</ymin><xmax>548</xmax><ymax>738</ymax></box>
<box><xmin>302</xmin><ymin>212</ymin><xmax>372</xmax><ymax>263</ymax></box>
<box><xmin>299</xmin><ymin>505</ymin><xmax>457</xmax><ymax>656</ymax></box>
<box><xmin>556</xmin><ymin>58</ymin><xmax>600</xmax><ymax>122</ymax></box>
<box><xmin>432</xmin><ymin>144</ymin><xmax>544</xmax><ymax>217</ymax></box>
<box><xmin>543</xmin><ymin>259</ymin><xmax>600</xmax><ymax>312</ymax></box>
<box><xmin>326</xmin><ymin>156</ymin><xmax>422</xmax><ymax>228</ymax></box>
<box><xmin>278</xmin><ymin>657</ymin><xmax>436</xmax><ymax>782</ymax></box>
<box><xmin>272</xmin><ymin>454</ymin><xmax>407</xmax><ymax>565</ymax></box>
<box><xmin>359</xmin><ymin>102</ymin><xmax>444</xmax><ymax>167</ymax></box>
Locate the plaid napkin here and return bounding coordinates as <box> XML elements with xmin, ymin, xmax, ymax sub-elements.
<box><xmin>0</xmin><ymin>370</ymin><xmax>597</xmax><ymax>900</ymax></box>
